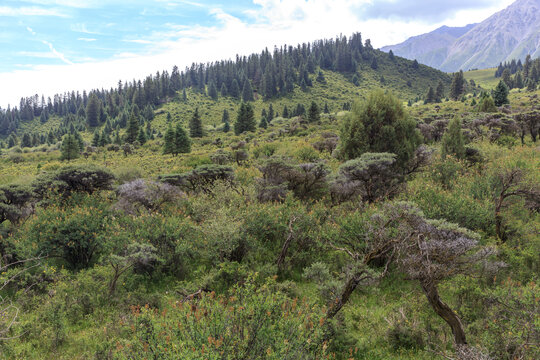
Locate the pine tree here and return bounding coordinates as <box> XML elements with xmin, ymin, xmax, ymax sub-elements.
<box><xmin>425</xmin><ymin>86</ymin><xmax>436</xmax><ymax>104</ymax></box>
<box><xmin>324</xmin><ymin>103</ymin><xmax>330</xmax><ymax>114</ymax></box>
<box><xmin>208</xmin><ymin>81</ymin><xmax>218</xmax><ymax>100</ymax></box>
<box><xmin>268</xmin><ymin>104</ymin><xmax>274</xmax><ymax>121</ymax></box>
<box><xmin>441</xmin><ymin>116</ymin><xmax>466</xmax><ymax>159</ymax></box>
<box><xmin>242</xmin><ymin>79</ymin><xmax>254</xmax><ymax>102</ymax></box>
<box><xmin>86</xmin><ymin>93</ymin><xmax>100</xmax><ymax>127</ymax></box>
<box><xmin>92</xmin><ymin>131</ymin><xmax>100</xmax><ymax>147</ymax></box>
<box><xmin>282</xmin><ymin>105</ymin><xmax>289</xmax><ymax>118</ymax></box>
<box><xmin>189</xmin><ymin>107</ymin><xmax>203</xmax><ymax>138</ymax></box>
<box><xmin>8</xmin><ymin>134</ymin><xmax>17</xmax><ymax>148</ymax></box>
<box><xmin>126</xmin><ymin>112</ymin><xmax>140</xmax><ymax>143</ymax></box>
<box><xmin>223</xmin><ymin>121</ymin><xmax>230</xmax><ymax>133</ymax></box>
<box><xmin>163</xmin><ymin>124</ymin><xmax>175</xmax><ymax>155</ymax></box>
<box><xmin>174</xmin><ymin>122</ymin><xmax>191</xmax><ymax>155</ymax></box>
<box><xmin>450</xmin><ymin>71</ymin><xmax>465</xmax><ymax>100</ymax></box>
<box><xmin>435</xmin><ymin>81</ymin><xmax>445</xmax><ymax>102</ymax></box>
<box><xmin>222</xmin><ymin>109</ymin><xmax>230</xmax><ymax>123</ymax></box>
<box><xmin>230</xmin><ymin>79</ymin><xmax>241</xmax><ymax>99</ymax></box>
<box><xmin>501</xmin><ymin>69</ymin><xmax>513</xmax><ymax>89</ymax></box>
<box><xmin>182</xmin><ymin>89</ymin><xmax>188</xmax><ymax>102</ymax></box>
<box><xmin>308</xmin><ymin>102</ymin><xmax>320</xmax><ymax>123</ymax></box>
<box><xmin>514</xmin><ymin>71</ymin><xmax>524</xmax><ymax>89</ymax></box>
<box><xmin>60</xmin><ymin>134</ymin><xmax>80</xmax><ymax>161</ymax></box>
<box><xmin>73</xmin><ymin>131</ymin><xmax>84</xmax><ymax>151</ymax></box>
<box><xmin>234</xmin><ymin>103</ymin><xmax>256</xmax><ymax>135</ymax></box>
<box><xmin>493</xmin><ymin>80</ymin><xmax>509</xmax><ymax>107</ymax></box>
<box><xmin>259</xmin><ymin>116</ymin><xmax>268</xmax><ymax>129</ymax></box>
<box><xmin>137</xmin><ymin>128</ymin><xmax>147</xmax><ymax>145</ymax></box>
<box><xmin>21</xmin><ymin>133</ymin><xmax>32</xmax><ymax>148</ymax></box>
<box><xmin>220</xmin><ymin>82</ymin><xmax>228</xmax><ymax>97</ymax></box>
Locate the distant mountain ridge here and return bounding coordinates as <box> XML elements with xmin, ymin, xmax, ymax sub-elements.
<box><xmin>380</xmin><ymin>24</ymin><xmax>476</xmax><ymax>70</ymax></box>
<box><xmin>382</xmin><ymin>0</ymin><xmax>540</xmax><ymax>72</ymax></box>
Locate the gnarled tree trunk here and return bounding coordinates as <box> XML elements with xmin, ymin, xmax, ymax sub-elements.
<box><xmin>421</xmin><ymin>281</ymin><xmax>467</xmax><ymax>345</ymax></box>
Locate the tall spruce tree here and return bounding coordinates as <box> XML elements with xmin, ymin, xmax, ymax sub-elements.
<box><xmin>189</xmin><ymin>107</ymin><xmax>203</xmax><ymax>138</ymax></box>
<box><xmin>308</xmin><ymin>102</ymin><xmax>320</xmax><ymax>123</ymax></box>
<box><xmin>435</xmin><ymin>81</ymin><xmax>445</xmax><ymax>102</ymax></box>
<box><xmin>493</xmin><ymin>80</ymin><xmax>510</xmax><ymax>107</ymax></box>
<box><xmin>126</xmin><ymin>111</ymin><xmax>140</xmax><ymax>143</ymax></box>
<box><xmin>242</xmin><ymin>79</ymin><xmax>254</xmax><ymax>102</ymax></box>
<box><xmin>208</xmin><ymin>81</ymin><xmax>218</xmax><ymax>100</ymax></box>
<box><xmin>163</xmin><ymin>124</ymin><xmax>175</xmax><ymax>155</ymax></box>
<box><xmin>86</xmin><ymin>93</ymin><xmax>100</xmax><ymax>127</ymax></box>
<box><xmin>174</xmin><ymin>122</ymin><xmax>191</xmax><ymax>155</ymax></box>
<box><xmin>230</xmin><ymin>79</ymin><xmax>241</xmax><ymax>99</ymax></box>
<box><xmin>222</xmin><ymin>109</ymin><xmax>230</xmax><ymax>123</ymax></box>
<box><xmin>60</xmin><ymin>134</ymin><xmax>80</xmax><ymax>161</ymax></box>
<box><xmin>425</xmin><ymin>86</ymin><xmax>436</xmax><ymax>104</ymax></box>
<box><xmin>234</xmin><ymin>103</ymin><xmax>256</xmax><ymax>135</ymax></box>
<box><xmin>92</xmin><ymin>131</ymin><xmax>100</xmax><ymax>147</ymax></box>
<box><xmin>137</xmin><ymin>128</ymin><xmax>147</xmax><ymax>145</ymax></box>
<box><xmin>450</xmin><ymin>71</ymin><xmax>465</xmax><ymax>100</ymax></box>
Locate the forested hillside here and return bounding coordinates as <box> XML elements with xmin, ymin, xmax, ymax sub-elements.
<box><xmin>0</xmin><ymin>33</ymin><xmax>450</xmax><ymax>149</ymax></box>
<box><xmin>0</xmin><ymin>32</ymin><xmax>539</xmax><ymax>360</ymax></box>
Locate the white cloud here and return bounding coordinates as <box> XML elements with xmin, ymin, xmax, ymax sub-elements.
<box><xmin>41</xmin><ymin>40</ymin><xmax>74</xmax><ymax>65</ymax></box>
<box><xmin>78</xmin><ymin>37</ymin><xmax>97</xmax><ymax>41</ymax></box>
<box><xmin>26</xmin><ymin>27</ymin><xmax>37</xmax><ymax>36</ymax></box>
<box><xmin>0</xmin><ymin>0</ymin><xmax>517</xmax><ymax>108</ymax></box>
<box><xmin>0</xmin><ymin>5</ymin><xmax>69</xmax><ymax>17</ymax></box>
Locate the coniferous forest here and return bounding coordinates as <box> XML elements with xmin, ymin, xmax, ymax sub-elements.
<box><xmin>0</xmin><ymin>28</ymin><xmax>539</xmax><ymax>360</ymax></box>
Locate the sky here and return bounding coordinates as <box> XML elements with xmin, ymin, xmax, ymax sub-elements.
<box><xmin>0</xmin><ymin>0</ymin><xmax>516</xmax><ymax>108</ymax></box>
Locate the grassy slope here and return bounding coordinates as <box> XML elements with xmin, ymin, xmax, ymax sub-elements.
<box><xmin>464</xmin><ymin>68</ymin><xmax>499</xmax><ymax>89</ymax></box>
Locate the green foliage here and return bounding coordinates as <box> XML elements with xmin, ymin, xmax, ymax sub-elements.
<box><xmin>32</xmin><ymin>164</ymin><xmax>115</xmax><ymax>198</ymax></box>
<box><xmin>441</xmin><ymin>116</ymin><xmax>466</xmax><ymax>159</ymax></box>
<box><xmin>476</xmin><ymin>95</ymin><xmax>497</xmax><ymax>113</ymax></box>
<box><xmin>174</xmin><ymin>122</ymin><xmax>191</xmax><ymax>154</ymax></box>
<box><xmin>189</xmin><ymin>107</ymin><xmax>204</xmax><ymax>138</ymax></box>
<box><xmin>450</xmin><ymin>70</ymin><xmax>465</xmax><ymax>100</ymax></box>
<box><xmin>234</xmin><ymin>103</ymin><xmax>256</xmax><ymax>135</ymax></box>
<box><xmin>493</xmin><ymin>80</ymin><xmax>510</xmax><ymax>107</ymax></box>
<box><xmin>118</xmin><ymin>277</ymin><xmax>330</xmax><ymax>359</ymax></box>
<box><xmin>60</xmin><ymin>134</ymin><xmax>80</xmax><ymax>161</ymax></box>
<box><xmin>126</xmin><ymin>112</ymin><xmax>140</xmax><ymax>143</ymax></box>
<box><xmin>337</xmin><ymin>90</ymin><xmax>422</xmax><ymax>167</ymax></box>
<box><xmin>23</xmin><ymin>196</ymin><xmax>113</xmax><ymax>270</ymax></box>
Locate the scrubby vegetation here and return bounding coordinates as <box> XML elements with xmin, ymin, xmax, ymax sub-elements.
<box><xmin>0</xmin><ymin>33</ymin><xmax>539</xmax><ymax>360</ymax></box>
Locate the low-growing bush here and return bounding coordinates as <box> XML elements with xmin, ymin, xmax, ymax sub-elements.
<box><xmin>159</xmin><ymin>164</ymin><xmax>235</xmax><ymax>194</ymax></box>
<box><xmin>114</xmin><ymin>179</ymin><xmax>185</xmax><ymax>215</ymax></box>
<box><xmin>32</xmin><ymin>164</ymin><xmax>115</xmax><ymax>198</ymax></box>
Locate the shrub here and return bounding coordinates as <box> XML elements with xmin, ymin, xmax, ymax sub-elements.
<box><xmin>114</xmin><ymin>167</ymin><xmax>143</xmax><ymax>185</ymax></box>
<box><xmin>256</xmin><ymin>157</ymin><xmax>329</xmax><ymax>202</ymax></box>
<box><xmin>252</xmin><ymin>143</ymin><xmax>278</xmax><ymax>159</ymax></box>
<box><xmin>331</xmin><ymin>153</ymin><xmax>402</xmax><ymax>203</ymax></box>
<box><xmin>209</xmin><ymin>149</ymin><xmax>232</xmax><ymax>165</ymax></box>
<box><xmin>337</xmin><ymin>90</ymin><xmax>422</xmax><ymax>168</ymax></box>
<box><xmin>295</xmin><ymin>145</ymin><xmax>320</xmax><ymax>162</ymax></box>
<box><xmin>26</xmin><ymin>198</ymin><xmax>113</xmax><ymax>270</ymax></box>
<box><xmin>33</xmin><ymin>164</ymin><xmax>115</xmax><ymax>198</ymax></box>
<box><xmin>114</xmin><ymin>179</ymin><xmax>185</xmax><ymax>215</ymax></box>
<box><xmin>159</xmin><ymin>164</ymin><xmax>235</xmax><ymax>194</ymax></box>
<box><xmin>0</xmin><ymin>184</ymin><xmax>34</xmax><ymax>224</ymax></box>
<box><xmin>118</xmin><ymin>277</ymin><xmax>330</xmax><ymax>359</ymax></box>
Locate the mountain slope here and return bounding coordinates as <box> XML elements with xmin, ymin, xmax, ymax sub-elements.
<box><xmin>382</xmin><ymin>0</ymin><xmax>540</xmax><ymax>72</ymax></box>
<box><xmin>442</xmin><ymin>0</ymin><xmax>540</xmax><ymax>71</ymax></box>
<box><xmin>381</xmin><ymin>24</ymin><xmax>476</xmax><ymax>69</ymax></box>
